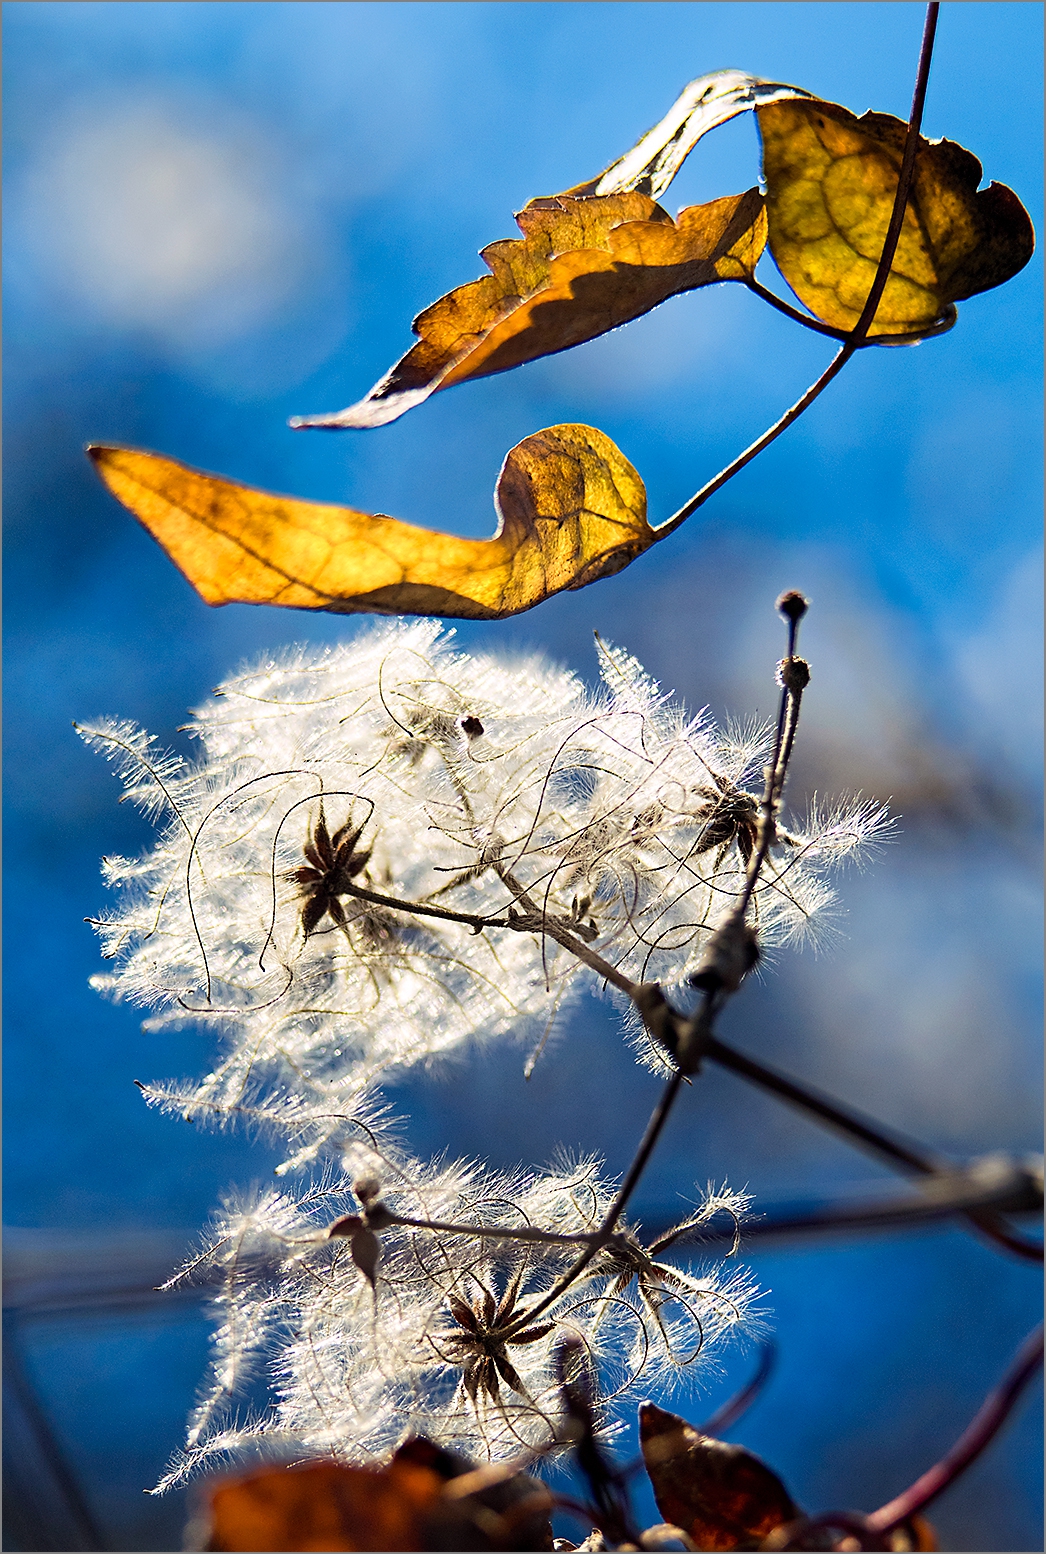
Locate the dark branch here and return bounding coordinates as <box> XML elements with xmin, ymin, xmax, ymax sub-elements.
<box><xmin>654</xmin><ymin>2</ymin><xmax>941</xmax><ymax>542</ymax></box>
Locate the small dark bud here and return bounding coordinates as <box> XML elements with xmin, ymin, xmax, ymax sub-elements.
<box><xmin>349</xmin><ymin>1225</ymin><xmax>381</xmax><ymax>1287</ymax></box>
<box><xmin>776</xmin><ymin>590</ymin><xmax>808</xmax><ymax>622</ymax></box>
<box><xmin>328</xmin><ymin>1214</ymin><xmax>363</xmax><ymax>1239</ymax></box>
<box><xmin>776</xmin><ymin>656</ymin><xmax>811</xmax><ymax>693</ymax></box>
<box><xmin>353</xmin><ymin>1176</ymin><xmax>381</xmax><ymax>1204</ymax></box>
<box><xmin>689</xmin><ymin>916</ymin><xmax>759</xmax><ymax>995</ymax></box>
<box><xmin>460</xmin><ymin>715</ymin><xmax>484</xmax><ymax>737</ymax></box>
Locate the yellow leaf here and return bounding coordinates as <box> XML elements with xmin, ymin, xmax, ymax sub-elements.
<box><xmin>291</xmin><ymin>189</ymin><xmax>766</xmax><ymax>429</ymax></box>
<box><xmin>87</xmin><ymin>424</ymin><xmax>655</xmax><ymax>620</ymax></box>
<box><xmin>757</xmin><ymin>98</ymin><xmax>1034</xmax><ymax>336</ymax></box>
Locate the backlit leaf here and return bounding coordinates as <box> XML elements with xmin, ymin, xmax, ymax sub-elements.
<box><xmin>757</xmin><ymin>97</ymin><xmax>1035</xmax><ymax>335</ymax></box>
<box><xmin>639</xmin><ymin>1401</ymin><xmax>800</xmax><ymax>1551</ymax></box>
<box><xmin>87</xmin><ymin>424</ymin><xmax>654</xmax><ymax>620</ymax></box>
<box><xmin>291</xmin><ymin>189</ymin><xmax>767</xmax><ymax>430</ymax></box>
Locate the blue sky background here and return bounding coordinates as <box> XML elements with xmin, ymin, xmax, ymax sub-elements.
<box><xmin>4</xmin><ymin>4</ymin><xmax>1042</xmax><ymax>1549</ymax></box>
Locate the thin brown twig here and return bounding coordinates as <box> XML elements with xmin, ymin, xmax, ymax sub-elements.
<box><xmin>867</xmin><ymin>1323</ymin><xmax>1044</xmax><ymax>1533</ymax></box>
<box><xmin>654</xmin><ymin>2</ymin><xmax>941</xmax><ymax>542</ymax></box>
<box><xmin>500</xmin><ymin>1068</ymin><xmax>686</xmax><ymax>1338</ymax></box>
<box><xmin>742</xmin><ymin>276</ymin><xmax>957</xmax><ymax>345</ymax></box>
<box><xmin>702</xmin><ymin>1032</ymin><xmax>1044</xmax><ymax>1263</ymax></box>
<box><xmin>376</xmin><ymin>1209</ymin><xmax>593</xmax><ymax>1248</ymax></box>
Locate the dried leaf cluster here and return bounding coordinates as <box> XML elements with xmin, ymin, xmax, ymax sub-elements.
<box><xmin>87</xmin><ymin>69</ymin><xmax>1031</xmax><ymax>621</ymax></box>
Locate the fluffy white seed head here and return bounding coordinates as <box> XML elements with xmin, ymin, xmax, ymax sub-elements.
<box><xmin>82</xmin><ymin>623</ymin><xmax>888</xmax><ymax>1154</ymax></box>
<box><xmin>153</xmin><ymin>1159</ymin><xmax>758</xmax><ymax>1491</ymax></box>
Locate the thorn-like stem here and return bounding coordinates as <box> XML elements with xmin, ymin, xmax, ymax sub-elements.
<box><xmin>867</xmin><ymin>1323</ymin><xmax>1044</xmax><ymax>1533</ymax></box>
<box><xmin>654</xmin><ymin>2</ymin><xmax>941</xmax><ymax>542</ymax></box>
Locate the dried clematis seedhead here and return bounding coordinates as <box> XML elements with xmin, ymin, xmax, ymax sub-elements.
<box><xmin>81</xmin><ymin>623</ymin><xmax>888</xmax><ymax>1153</ymax></box>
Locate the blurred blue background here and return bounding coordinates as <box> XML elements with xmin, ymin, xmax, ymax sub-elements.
<box><xmin>3</xmin><ymin>3</ymin><xmax>1042</xmax><ymax>1549</ymax></box>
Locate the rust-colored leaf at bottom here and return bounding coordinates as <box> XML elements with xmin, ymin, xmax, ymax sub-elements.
<box><xmin>202</xmin><ymin>1458</ymin><xmax>443</xmax><ymax>1552</ymax></box>
<box><xmin>196</xmin><ymin>1443</ymin><xmax>554</xmax><ymax>1553</ymax></box>
<box><xmin>87</xmin><ymin>424</ymin><xmax>654</xmax><ymax>621</ymax></box>
<box><xmin>887</xmin><ymin>1515</ymin><xmax>937</xmax><ymax>1552</ymax></box>
<box><xmin>640</xmin><ymin>1401</ymin><xmax>800</xmax><ymax>1551</ymax></box>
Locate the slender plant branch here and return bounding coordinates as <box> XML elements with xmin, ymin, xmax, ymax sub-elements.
<box><xmin>654</xmin><ymin>2</ymin><xmax>940</xmax><ymax>542</ymax></box>
<box><xmin>698</xmin><ymin>1340</ymin><xmax>776</xmax><ymax>1436</ymax></box>
<box><xmin>702</xmin><ymin>1032</ymin><xmax>944</xmax><ymax>1176</ymax></box>
<box><xmin>743</xmin><ymin>277</ymin><xmax>957</xmax><ymax>345</ymax></box>
<box><xmin>867</xmin><ymin>1323</ymin><xmax>1044</xmax><ymax>1533</ymax></box>
<box><xmin>703</xmin><ymin>1033</ymin><xmax>1044</xmax><ymax>1263</ymax></box>
<box><xmin>736</xmin><ymin>594</ymin><xmax>807</xmax><ymax>918</ymax></box>
<box><xmin>742</xmin><ymin>278</ymin><xmax>854</xmax><ymax>340</ymax></box>
<box><xmin>494</xmin><ymin>863</ymin><xmax>639</xmax><ymax>996</ymax></box>
<box><xmin>336</xmin><ymin>876</ymin><xmax>634</xmax><ymax>992</ymax></box>
<box><xmin>501</xmin><ymin>1067</ymin><xmax>686</xmax><ymax>1338</ymax></box>
<box><xmin>963</xmin><ymin>1210</ymin><xmax>1044</xmax><ymax>1262</ymax></box>
<box><xmin>602</xmin><ymin>1070</ymin><xmax>687</xmax><ymax>1232</ymax></box>
<box><xmin>649</xmin><ymin>1162</ymin><xmax>1042</xmax><ymax>1248</ymax></box>
<box><xmin>374</xmin><ymin>1209</ymin><xmax>592</xmax><ymax>1248</ymax></box>
<box><xmin>339</xmin><ymin>877</ymin><xmax>512</xmax><ymax>932</ymax></box>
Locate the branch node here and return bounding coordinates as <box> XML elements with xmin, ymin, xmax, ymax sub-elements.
<box><xmin>689</xmin><ymin>914</ymin><xmax>760</xmax><ymax>997</ymax></box>
<box><xmin>776</xmin><ymin>656</ymin><xmax>811</xmax><ymax>694</ymax></box>
<box><xmin>776</xmin><ymin>590</ymin><xmax>809</xmax><ymax>623</ymax></box>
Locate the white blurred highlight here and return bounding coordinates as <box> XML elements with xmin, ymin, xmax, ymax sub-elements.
<box><xmin>17</xmin><ymin>99</ymin><xmax>316</xmax><ymax>348</ymax></box>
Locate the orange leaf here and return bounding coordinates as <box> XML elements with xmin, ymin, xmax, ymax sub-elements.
<box><xmin>202</xmin><ymin>1459</ymin><xmax>443</xmax><ymax>1552</ymax></box>
<box><xmin>291</xmin><ymin>189</ymin><xmax>766</xmax><ymax>429</ymax></box>
<box><xmin>757</xmin><ymin>97</ymin><xmax>1034</xmax><ymax>336</ymax></box>
<box><xmin>199</xmin><ymin>1444</ymin><xmax>555</xmax><ymax>1553</ymax></box>
<box><xmin>889</xmin><ymin>1516</ymin><xmax>938</xmax><ymax>1552</ymax></box>
<box><xmin>639</xmin><ymin>1401</ymin><xmax>800</xmax><ymax>1551</ymax></box>
<box><xmin>87</xmin><ymin>424</ymin><xmax>654</xmax><ymax>620</ymax></box>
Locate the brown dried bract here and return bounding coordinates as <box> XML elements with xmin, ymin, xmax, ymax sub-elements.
<box><xmin>639</xmin><ymin>1401</ymin><xmax>800</xmax><ymax>1551</ymax></box>
<box><xmin>431</xmin><ymin>1267</ymin><xmax>556</xmax><ymax>1409</ymax></box>
<box><xmin>288</xmin><ymin>806</ymin><xmax>372</xmax><ymax>938</ymax></box>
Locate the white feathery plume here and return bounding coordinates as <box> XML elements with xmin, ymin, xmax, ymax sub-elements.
<box><xmin>82</xmin><ymin>623</ymin><xmax>888</xmax><ymax>1153</ymax></box>
<box><xmin>152</xmin><ymin>1158</ymin><xmax>758</xmax><ymax>1491</ymax></box>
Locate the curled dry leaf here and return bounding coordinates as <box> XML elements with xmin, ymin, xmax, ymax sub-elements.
<box><xmin>757</xmin><ymin>97</ymin><xmax>1035</xmax><ymax>336</ymax></box>
<box><xmin>639</xmin><ymin>1401</ymin><xmax>799</xmax><ymax>1551</ymax></box>
<box><xmin>200</xmin><ymin>1458</ymin><xmax>443</xmax><ymax>1552</ymax></box>
<box><xmin>197</xmin><ymin>1440</ymin><xmax>555</xmax><ymax>1552</ymax></box>
<box><xmin>291</xmin><ymin>189</ymin><xmax>766</xmax><ymax>430</ymax></box>
<box><xmin>87</xmin><ymin>423</ymin><xmax>653</xmax><ymax>620</ymax></box>
<box><xmin>563</xmin><ymin>70</ymin><xmax>809</xmax><ymax>202</ymax></box>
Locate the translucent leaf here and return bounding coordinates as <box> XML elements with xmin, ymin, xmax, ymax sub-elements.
<box><xmin>88</xmin><ymin>424</ymin><xmax>654</xmax><ymax>620</ymax></box>
<box><xmin>757</xmin><ymin>97</ymin><xmax>1034</xmax><ymax>336</ymax></box>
